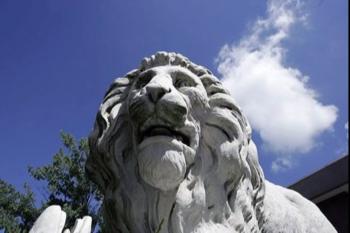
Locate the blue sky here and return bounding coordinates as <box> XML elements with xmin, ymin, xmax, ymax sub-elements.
<box><xmin>0</xmin><ymin>0</ymin><xmax>348</xmax><ymax>199</ymax></box>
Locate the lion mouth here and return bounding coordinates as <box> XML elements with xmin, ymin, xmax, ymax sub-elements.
<box><xmin>139</xmin><ymin>125</ymin><xmax>190</xmax><ymax>146</ymax></box>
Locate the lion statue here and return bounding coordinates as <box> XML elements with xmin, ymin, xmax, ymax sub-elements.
<box><xmin>86</xmin><ymin>52</ymin><xmax>336</xmax><ymax>233</ymax></box>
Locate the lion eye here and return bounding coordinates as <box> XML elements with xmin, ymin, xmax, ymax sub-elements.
<box><xmin>174</xmin><ymin>79</ymin><xmax>190</xmax><ymax>88</ymax></box>
<box><xmin>135</xmin><ymin>70</ymin><xmax>154</xmax><ymax>89</ymax></box>
<box><xmin>173</xmin><ymin>74</ymin><xmax>196</xmax><ymax>89</ymax></box>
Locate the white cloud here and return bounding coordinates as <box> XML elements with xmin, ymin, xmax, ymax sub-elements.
<box><xmin>271</xmin><ymin>157</ymin><xmax>293</xmax><ymax>173</ymax></box>
<box><xmin>216</xmin><ymin>0</ymin><xmax>337</xmax><ymax>156</ymax></box>
<box><xmin>345</xmin><ymin>122</ymin><xmax>348</xmax><ymax>139</ymax></box>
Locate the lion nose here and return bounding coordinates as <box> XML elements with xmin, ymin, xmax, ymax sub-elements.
<box><xmin>146</xmin><ymin>84</ymin><xmax>170</xmax><ymax>103</ymax></box>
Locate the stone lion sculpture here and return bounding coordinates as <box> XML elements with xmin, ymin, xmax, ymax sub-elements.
<box><xmin>85</xmin><ymin>52</ymin><xmax>336</xmax><ymax>233</ymax></box>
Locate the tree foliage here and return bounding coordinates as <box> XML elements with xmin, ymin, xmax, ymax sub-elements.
<box><xmin>0</xmin><ymin>132</ymin><xmax>102</xmax><ymax>233</ymax></box>
<box><xmin>0</xmin><ymin>181</ymin><xmax>38</xmax><ymax>233</ymax></box>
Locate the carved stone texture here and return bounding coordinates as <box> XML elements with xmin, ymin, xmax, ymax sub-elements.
<box><xmin>29</xmin><ymin>205</ymin><xmax>91</xmax><ymax>233</ymax></box>
<box><xmin>86</xmin><ymin>52</ymin><xmax>337</xmax><ymax>233</ymax></box>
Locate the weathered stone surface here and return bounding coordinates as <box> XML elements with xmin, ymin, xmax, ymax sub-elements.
<box><xmin>29</xmin><ymin>205</ymin><xmax>66</xmax><ymax>233</ymax></box>
<box><xmin>70</xmin><ymin>216</ymin><xmax>92</xmax><ymax>233</ymax></box>
<box><xmin>85</xmin><ymin>51</ymin><xmax>337</xmax><ymax>233</ymax></box>
<box><xmin>29</xmin><ymin>205</ymin><xmax>91</xmax><ymax>233</ymax></box>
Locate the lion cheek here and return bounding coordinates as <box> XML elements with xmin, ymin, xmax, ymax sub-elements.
<box><xmin>216</xmin><ymin>142</ymin><xmax>243</xmax><ymax>181</ymax></box>
<box><xmin>137</xmin><ymin>147</ymin><xmax>187</xmax><ymax>191</ymax></box>
<box><xmin>128</xmin><ymin>97</ymin><xmax>155</xmax><ymax>126</ymax></box>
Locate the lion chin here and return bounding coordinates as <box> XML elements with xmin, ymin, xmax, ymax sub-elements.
<box><xmin>86</xmin><ymin>52</ymin><xmax>337</xmax><ymax>233</ymax></box>
<box><xmin>137</xmin><ymin>137</ymin><xmax>189</xmax><ymax>191</ymax></box>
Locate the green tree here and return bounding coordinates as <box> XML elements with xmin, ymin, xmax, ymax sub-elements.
<box><xmin>0</xmin><ymin>181</ymin><xmax>38</xmax><ymax>233</ymax></box>
<box><xmin>0</xmin><ymin>132</ymin><xmax>103</xmax><ymax>233</ymax></box>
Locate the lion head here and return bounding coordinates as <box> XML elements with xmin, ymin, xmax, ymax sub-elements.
<box><xmin>86</xmin><ymin>52</ymin><xmax>265</xmax><ymax>233</ymax></box>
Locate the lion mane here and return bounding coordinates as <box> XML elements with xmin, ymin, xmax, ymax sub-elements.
<box><xmin>86</xmin><ymin>52</ymin><xmax>335</xmax><ymax>233</ymax></box>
